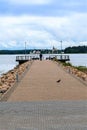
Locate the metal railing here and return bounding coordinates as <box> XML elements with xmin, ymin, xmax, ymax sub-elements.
<box><xmin>16</xmin><ymin>55</ymin><xmax>70</xmax><ymax>61</ymax></box>
<box><xmin>48</xmin><ymin>55</ymin><xmax>70</xmax><ymax>61</ymax></box>
<box><xmin>16</xmin><ymin>56</ymin><xmax>30</xmax><ymax>61</ymax></box>
<box><xmin>57</xmin><ymin>55</ymin><xmax>70</xmax><ymax>60</ymax></box>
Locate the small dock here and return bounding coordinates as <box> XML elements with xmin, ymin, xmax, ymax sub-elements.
<box><xmin>48</xmin><ymin>54</ymin><xmax>70</xmax><ymax>62</ymax></box>
<box><xmin>16</xmin><ymin>56</ymin><xmax>30</xmax><ymax>64</ymax></box>
<box><xmin>57</xmin><ymin>55</ymin><xmax>70</xmax><ymax>62</ymax></box>
<box><xmin>16</xmin><ymin>54</ymin><xmax>70</xmax><ymax>64</ymax></box>
<box><xmin>16</xmin><ymin>55</ymin><xmax>40</xmax><ymax>64</ymax></box>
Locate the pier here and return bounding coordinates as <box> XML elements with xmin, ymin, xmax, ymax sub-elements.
<box><xmin>0</xmin><ymin>60</ymin><xmax>87</xmax><ymax>130</ymax></box>
<box><xmin>8</xmin><ymin>60</ymin><xmax>87</xmax><ymax>101</ymax></box>
<box><xmin>16</xmin><ymin>54</ymin><xmax>70</xmax><ymax>64</ymax></box>
<box><xmin>16</xmin><ymin>56</ymin><xmax>30</xmax><ymax>64</ymax></box>
<box><xmin>47</xmin><ymin>54</ymin><xmax>70</xmax><ymax>62</ymax></box>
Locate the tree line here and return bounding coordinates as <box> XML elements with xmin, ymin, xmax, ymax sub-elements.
<box><xmin>64</xmin><ymin>46</ymin><xmax>87</xmax><ymax>53</ymax></box>
<box><xmin>0</xmin><ymin>46</ymin><xmax>87</xmax><ymax>54</ymax></box>
<box><xmin>0</xmin><ymin>49</ymin><xmax>54</xmax><ymax>54</ymax></box>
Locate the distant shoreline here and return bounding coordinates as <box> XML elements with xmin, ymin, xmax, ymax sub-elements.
<box><xmin>0</xmin><ymin>45</ymin><xmax>87</xmax><ymax>54</ymax></box>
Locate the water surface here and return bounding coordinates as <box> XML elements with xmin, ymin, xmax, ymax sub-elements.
<box><xmin>0</xmin><ymin>54</ymin><xmax>87</xmax><ymax>75</ymax></box>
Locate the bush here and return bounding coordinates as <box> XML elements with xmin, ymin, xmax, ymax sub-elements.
<box><xmin>76</xmin><ymin>66</ymin><xmax>87</xmax><ymax>73</ymax></box>
<box><xmin>62</xmin><ymin>62</ymin><xmax>72</xmax><ymax>67</ymax></box>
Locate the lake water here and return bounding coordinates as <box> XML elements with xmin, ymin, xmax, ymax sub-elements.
<box><xmin>0</xmin><ymin>54</ymin><xmax>87</xmax><ymax>75</ymax></box>
<box><xmin>0</xmin><ymin>55</ymin><xmax>18</xmax><ymax>75</ymax></box>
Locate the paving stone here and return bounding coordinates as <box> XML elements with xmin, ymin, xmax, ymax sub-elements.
<box><xmin>0</xmin><ymin>101</ymin><xmax>87</xmax><ymax>130</ymax></box>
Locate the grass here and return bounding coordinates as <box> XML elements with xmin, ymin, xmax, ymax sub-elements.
<box><xmin>62</xmin><ymin>62</ymin><xmax>72</xmax><ymax>67</ymax></box>
<box><xmin>54</xmin><ymin>58</ymin><xmax>87</xmax><ymax>74</ymax></box>
<box><xmin>63</xmin><ymin>63</ymin><xmax>87</xmax><ymax>74</ymax></box>
<box><xmin>75</xmin><ymin>66</ymin><xmax>87</xmax><ymax>74</ymax></box>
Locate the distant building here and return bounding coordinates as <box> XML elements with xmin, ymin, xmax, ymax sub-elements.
<box><xmin>52</xmin><ymin>46</ymin><xmax>58</xmax><ymax>53</ymax></box>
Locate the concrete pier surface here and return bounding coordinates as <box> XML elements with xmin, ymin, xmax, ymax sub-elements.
<box><xmin>0</xmin><ymin>101</ymin><xmax>87</xmax><ymax>130</ymax></box>
<box><xmin>7</xmin><ymin>60</ymin><xmax>87</xmax><ymax>101</ymax></box>
<box><xmin>0</xmin><ymin>60</ymin><xmax>87</xmax><ymax>129</ymax></box>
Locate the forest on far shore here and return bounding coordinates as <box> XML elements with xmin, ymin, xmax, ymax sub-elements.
<box><xmin>64</xmin><ymin>46</ymin><xmax>87</xmax><ymax>53</ymax></box>
<box><xmin>0</xmin><ymin>45</ymin><xmax>87</xmax><ymax>54</ymax></box>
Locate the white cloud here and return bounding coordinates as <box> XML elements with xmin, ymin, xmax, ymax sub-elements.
<box><xmin>0</xmin><ymin>41</ymin><xmax>8</xmax><ymax>48</ymax></box>
<box><xmin>80</xmin><ymin>41</ymin><xmax>87</xmax><ymax>46</ymax></box>
<box><xmin>7</xmin><ymin>41</ymin><xmax>17</xmax><ymax>47</ymax></box>
<box><xmin>8</xmin><ymin>0</ymin><xmax>51</xmax><ymax>5</ymax></box>
<box><xmin>0</xmin><ymin>13</ymin><xmax>87</xmax><ymax>49</ymax></box>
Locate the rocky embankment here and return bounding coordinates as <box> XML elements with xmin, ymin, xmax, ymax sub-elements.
<box><xmin>55</xmin><ymin>59</ymin><xmax>87</xmax><ymax>82</ymax></box>
<box><xmin>0</xmin><ymin>61</ymin><xmax>31</xmax><ymax>96</ymax></box>
<box><xmin>62</xmin><ymin>64</ymin><xmax>87</xmax><ymax>81</ymax></box>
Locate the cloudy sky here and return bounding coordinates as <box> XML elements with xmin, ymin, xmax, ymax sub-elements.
<box><xmin>0</xmin><ymin>0</ymin><xmax>87</xmax><ymax>50</ymax></box>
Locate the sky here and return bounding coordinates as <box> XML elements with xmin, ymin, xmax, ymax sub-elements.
<box><xmin>0</xmin><ymin>0</ymin><xmax>87</xmax><ymax>50</ymax></box>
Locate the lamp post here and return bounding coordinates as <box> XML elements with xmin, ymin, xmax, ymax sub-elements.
<box><xmin>25</xmin><ymin>42</ymin><xmax>26</xmax><ymax>56</ymax></box>
<box><xmin>60</xmin><ymin>40</ymin><xmax>62</xmax><ymax>54</ymax></box>
<box><xmin>60</xmin><ymin>40</ymin><xmax>62</xmax><ymax>59</ymax></box>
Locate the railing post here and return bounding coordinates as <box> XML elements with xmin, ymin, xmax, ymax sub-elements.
<box><xmin>16</xmin><ymin>73</ymin><xmax>19</xmax><ymax>82</ymax></box>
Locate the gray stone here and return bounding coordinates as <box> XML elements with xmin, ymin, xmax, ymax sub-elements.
<box><xmin>0</xmin><ymin>101</ymin><xmax>87</xmax><ymax>130</ymax></box>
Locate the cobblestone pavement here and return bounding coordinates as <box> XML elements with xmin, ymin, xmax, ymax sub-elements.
<box><xmin>0</xmin><ymin>101</ymin><xmax>87</xmax><ymax>130</ymax></box>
